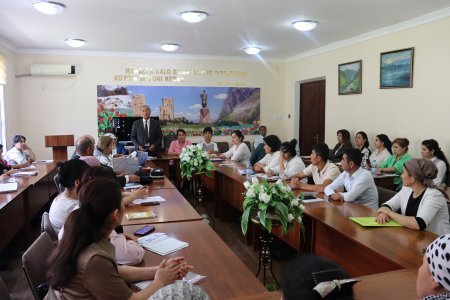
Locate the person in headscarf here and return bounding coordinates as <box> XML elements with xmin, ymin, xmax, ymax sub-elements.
<box><xmin>376</xmin><ymin>159</ymin><xmax>450</xmax><ymax>235</ymax></box>
<box><xmin>417</xmin><ymin>234</ymin><xmax>450</xmax><ymax>299</ymax></box>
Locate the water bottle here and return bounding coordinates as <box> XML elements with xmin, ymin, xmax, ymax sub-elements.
<box><xmin>246</xmin><ymin>162</ymin><xmax>253</xmax><ymax>178</ymax></box>
<box><xmin>371</xmin><ymin>160</ymin><xmax>377</xmax><ymax>175</ymax></box>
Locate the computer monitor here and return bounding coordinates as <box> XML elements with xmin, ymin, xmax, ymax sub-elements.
<box><xmin>112</xmin><ymin>116</ymin><xmax>159</xmax><ymax>142</ymax></box>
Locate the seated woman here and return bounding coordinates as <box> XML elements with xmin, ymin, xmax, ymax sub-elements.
<box><xmin>217</xmin><ymin>130</ymin><xmax>251</xmax><ymax>164</ymax></box>
<box><xmin>369</xmin><ymin>134</ymin><xmax>392</xmax><ymax>167</ymax></box>
<box><xmin>267</xmin><ymin>139</ymin><xmax>305</xmax><ymax>179</ymax></box>
<box><xmin>197</xmin><ymin>127</ymin><xmax>218</xmax><ymax>154</ymax></box>
<box><xmin>104</xmin><ymin>133</ymin><xmax>128</xmax><ymax>156</ymax></box>
<box><xmin>47</xmin><ymin>178</ymin><xmax>192</xmax><ymax>299</ymax></box>
<box><xmin>0</xmin><ymin>144</ymin><xmax>14</xmax><ymax>175</ymax></box>
<box><xmin>376</xmin><ymin>159</ymin><xmax>450</xmax><ymax>235</ymax></box>
<box><xmin>377</xmin><ymin>138</ymin><xmax>411</xmax><ymax>188</ymax></box>
<box><xmin>49</xmin><ymin>159</ymin><xmax>90</xmax><ymax>235</ymax></box>
<box><xmin>168</xmin><ymin>129</ymin><xmax>192</xmax><ymax>156</ymax></box>
<box><xmin>355</xmin><ymin>131</ymin><xmax>371</xmax><ymax>169</ymax></box>
<box><xmin>253</xmin><ymin>135</ymin><xmax>281</xmax><ymax>173</ymax></box>
<box><xmin>95</xmin><ymin>135</ymin><xmax>115</xmax><ymax>168</ymax></box>
<box><xmin>282</xmin><ymin>255</ymin><xmax>356</xmax><ymax>300</ymax></box>
<box><xmin>4</xmin><ymin>135</ymin><xmax>36</xmax><ymax>168</ymax></box>
<box><xmin>329</xmin><ymin>129</ymin><xmax>353</xmax><ymax>163</ymax></box>
<box><xmin>421</xmin><ymin>139</ymin><xmax>449</xmax><ymax>187</ymax></box>
<box><xmin>417</xmin><ymin>234</ymin><xmax>450</xmax><ymax>300</ymax></box>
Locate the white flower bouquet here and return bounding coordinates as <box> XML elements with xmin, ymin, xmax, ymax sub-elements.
<box><xmin>180</xmin><ymin>145</ymin><xmax>215</xmax><ymax>180</ymax></box>
<box><xmin>241</xmin><ymin>177</ymin><xmax>304</xmax><ymax>235</ymax></box>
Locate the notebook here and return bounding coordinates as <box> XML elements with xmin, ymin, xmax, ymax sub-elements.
<box><xmin>125</xmin><ymin>210</ymin><xmax>156</xmax><ymax>221</ymax></box>
<box><xmin>132</xmin><ymin>196</ymin><xmax>166</xmax><ymax>205</ymax></box>
<box><xmin>139</xmin><ymin>234</ymin><xmax>189</xmax><ymax>256</ymax></box>
<box><xmin>0</xmin><ymin>182</ymin><xmax>18</xmax><ymax>193</ymax></box>
<box><xmin>11</xmin><ymin>171</ymin><xmax>38</xmax><ymax>177</ymax></box>
<box><xmin>349</xmin><ymin>217</ymin><xmax>402</xmax><ymax>227</ymax></box>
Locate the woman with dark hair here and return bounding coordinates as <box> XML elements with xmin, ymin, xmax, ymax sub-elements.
<box><xmin>376</xmin><ymin>159</ymin><xmax>450</xmax><ymax>235</ymax></box>
<box><xmin>4</xmin><ymin>134</ymin><xmax>36</xmax><ymax>168</ymax></box>
<box><xmin>168</xmin><ymin>129</ymin><xmax>192</xmax><ymax>156</ymax></box>
<box><xmin>217</xmin><ymin>130</ymin><xmax>251</xmax><ymax>164</ymax></box>
<box><xmin>253</xmin><ymin>135</ymin><xmax>281</xmax><ymax>173</ymax></box>
<box><xmin>378</xmin><ymin>138</ymin><xmax>411</xmax><ymax>187</ymax></box>
<box><xmin>421</xmin><ymin>139</ymin><xmax>449</xmax><ymax>187</ymax></box>
<box><xmin>330</xmin><ymin>130</ymin><xmax>353</xmax><ymax>163</ymax></box>
<box><xmin>355</xmin><ymin>131</ymin><xmax>371</xmax><ymax>169</ymax></box>
<box><xmin>268</xmin><ymin>139</ymin><xmax>305</xmax><ymax>179</ymax></box>
<box><xmin>282</xmin><ymin>255</ymin><xmax>356</xmax><ymax>300</ymax></box>
<box><xmin>369</xmin><ymin>134</ymin><xmax>391</xmax><ymax>167</ymax></box>
<box><xmin>48</xmin><ymin>160</ymin><xmax>90</xmax><ymax>235</ymax></box>
<box><xmin>47</xmin><ymin>178</ymin><xmax>191</xmax><ymax>299</ymax></box>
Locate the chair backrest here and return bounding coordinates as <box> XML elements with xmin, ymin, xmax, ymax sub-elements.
<box><xmin>243</xmin><ymin>141</ymin><xmax>252</xmax><ymax>152</ymax></box>
<box><xmin>0</xmin><ymin>276</ymin><xmax>11</xmax><ymax>300</ymax></box>
<box><xmin>216</xmin><ymin>142</ymin><xmax>229</xmax><ymax>154</ymax></box>
<box><xmin>22</xmin><ymin>232</ymin><xmax>56</xmax><ymax>300</ymax></box>
<box><xmin>163</xmin><ymin>135</ymin><xmax>178</xmax><ymax>152</ymax></box>
<box><xmin>53</xmin><ymin>174</ymin><xmax>64</xmax><ymax>194</ymax></box>
<box><xmin>41</xmin><ymin>212</ymin><xmax>58</xmax><ymax>241</ymax></box>
<box><xmin>377</xmin><ymin>186</ymin><xmax>396</xmax><ymax>207</ymax></box>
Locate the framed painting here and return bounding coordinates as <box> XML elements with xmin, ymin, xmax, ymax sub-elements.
<box><xmin>380</xmin><ymin>47</ymin><xmax>414</xmax><ymax>88</ymax></box>
<box><xmin>338</xmin><ymin>60</ymin><xmax>362</xmax><ymax>95</ymax></box>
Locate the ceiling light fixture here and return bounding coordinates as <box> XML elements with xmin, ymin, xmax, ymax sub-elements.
<box><xmin>292</xmin><ymin>20</ymin><xmax>318</xmax><ymax>31</ymax></box>
<box><xmin>65</xmin><ymin>38</ymin><xmax>86</xmax><ymax>48</ymax></box>
<box><xmin>180</xmin><ymin>11</ymin><xmax>208</xmax><ymax>23</ymax></box>
<box><xmin>243</xmin><ymin>47</ymin><xmax>261</xmax><ymax>55</ymax></box>
<box><xmin>161</xmin><ymin>43</ymin><xmax>180</xmax><ymax>52</ymax></box>
<box><xmin>33</xmin><ymin>1</ymin><xmax>66</xmax><ymax>15</ymax></box>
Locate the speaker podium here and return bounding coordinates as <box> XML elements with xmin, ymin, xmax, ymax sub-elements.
<box><xmin>44</xmin><ymin>135</ymin><xmax>74</xmax><ymax>162</ymax></box>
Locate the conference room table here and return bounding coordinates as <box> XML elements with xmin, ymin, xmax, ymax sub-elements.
<box><xmin>0</xmin><ymin>162</ymin><xmax>58</xmax><ymax>251</ymax></box>
<box><xmin>212</xmin><ymin>160</ymin><xmax>437</xmax><ymax>277</ymax></box>
<box><xmin>123</xmin><ymin>220</ymin><xmax>267</xmax><ymax>299</ymax></box>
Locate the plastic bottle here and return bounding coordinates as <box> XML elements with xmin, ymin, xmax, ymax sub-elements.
<box><xmin>371</xmin><ymin>160</ymin><xmax>377</xmax><ymax>175</ymax></box>
<box><xmin>246</xmin><ymin>162</ymin><xmax>253</xmax><ymax>178</ymax></box>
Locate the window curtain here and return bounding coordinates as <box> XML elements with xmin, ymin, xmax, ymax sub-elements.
<box><xmin>0</xmin><ymin>52</ymin><xmax>6</xmax><ymax>85</ymax></box>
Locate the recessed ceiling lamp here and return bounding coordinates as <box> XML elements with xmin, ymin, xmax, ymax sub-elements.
<box><xmin>292</xmin><ymin>20</ymin><xmax>318</xmax><ymax>31</ymax></box>
<box><xmin>243</xmin><ymin>47</ymin><xmax>261</xmax><ymax>55</ymax></box>
<box><xmin>33</xmin><ymin>1</ymin><xmax>66</xmax><ymax>15</ymax></box>
<box><xmin>65</xmin><ymin>38</ymin><xmax>86</xmax><ymax>48</ymax></box>
<box><xmin>161</xmin><ymin>43</ymin><xmax>180</xmax><ymax>52</ymax></box>
<box><xmin>180</xmin><ymin>11</ymin><xmax>208</xmax><ymax>23</ymax></box>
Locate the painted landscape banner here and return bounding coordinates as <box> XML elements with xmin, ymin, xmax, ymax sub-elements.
<box><xmin>97</xmin><ymin>85</ymin><xmax>261</xmax><ymax>136</ymax></box>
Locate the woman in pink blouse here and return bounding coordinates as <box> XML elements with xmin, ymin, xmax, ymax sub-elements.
<box><xmin>168</xmin><ymin>129</ymin><xmax>192</xmax><ymax>156</ymax></box>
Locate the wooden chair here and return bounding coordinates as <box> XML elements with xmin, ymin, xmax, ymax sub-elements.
<box><xmin>377</xmin><ymin>186</ymin><xmax>396</xmax><ymax>207</ymax></box>
<box><xmin>216</xmin><ymin>142</ymin><xmax>229</xmax><ymax>153</ymax></box>
<box><xmin>22</xmin><ymin>232</ymin><xmax>56</xmax><ymax>300</ymax></box>
<box><xmin>0</xmin><ymin>276</ymin><xmax>11</xmax><ymax>300</ymax></box>
<box><xmin>41</xmin><ymin>212</ymin><xmax>58</xmax><ymax>241</ymax></box>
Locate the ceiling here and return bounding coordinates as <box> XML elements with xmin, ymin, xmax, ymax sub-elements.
<box><xmin>0</xmin><ymin>0</ymin><xmax>449</xmax><ymax>60</ymax></box>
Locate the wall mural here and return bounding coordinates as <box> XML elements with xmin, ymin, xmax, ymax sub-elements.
<box><xmin>97</xmin><ymin>85</ymin><xmax>261</xmax><ymax>136</ymax></box>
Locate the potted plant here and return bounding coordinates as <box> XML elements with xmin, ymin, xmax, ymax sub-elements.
<box><xmin>241</xmin><ymin>177</ymin><xmax>304</xmax><ymax>235</ymax></box>
<box><xmin>180</xmin><ymin>144</ymin><xmax>215</xmax><ymax>180</ymax></box>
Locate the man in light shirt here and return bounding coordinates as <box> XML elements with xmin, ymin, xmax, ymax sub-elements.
<box><xmin>290</xmin><ymin>143</ymin><xmax>340</xmax><ymax>192</ymax></box>
<box><xmin>253</xmin><ymin>125</ymin><xmax>267</xmax><ymax>149</ymax></box>
<box><xmin>324</xmin><ymin>148</ymin><xmax>378</xmax><ymax>209</ymax></box>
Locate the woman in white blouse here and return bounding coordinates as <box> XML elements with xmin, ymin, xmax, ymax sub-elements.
<box><xmin>268</xmin><ymin>139</ymin><xmax>305</xmax><ymax>179</ymax></box>
<box><xmin>253</xmin><ymin>135</ymin><xmax>281</xmax><ymax>174</ymax></box>
<box><xmin>369</xmin><ymin>134</ymin><xmax>392</xmax><ymax>168</ymax></box>
<box><xmin>95</xmin><ymin>135</ymin><xmax>115</xmax><ymax>167</ymax></box>
<box><xmin>218</xmin><ymin>130</ymin><xmax>251</xmax><ymax>164</ymax></box>
<box><xmin>421</xmin><ymin>139</ymin><xmax>449</xmax><ymax>187</ymax></box>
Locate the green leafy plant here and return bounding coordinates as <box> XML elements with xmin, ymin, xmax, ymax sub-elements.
<box><xmin>180</xmin><ymin>145</ymin><xmax>215</xmax><ymax>180</ymax></box>
<box><xmin>241</xmin><ymin>177</ymin><xmax>304</xmax><ymax>235</ymax></box>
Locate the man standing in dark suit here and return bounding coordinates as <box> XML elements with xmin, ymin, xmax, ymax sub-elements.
<box><xmin>131</xmin><ymin>105</ymin><xmax>163</xmax><ymax>157</ymax></box>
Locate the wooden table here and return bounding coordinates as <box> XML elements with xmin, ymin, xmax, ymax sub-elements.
<box><xmin>0</xmin><ymin>162</ymin><xmax>58</xmax><ymax>250</ymax></box>
<box><xmin>122</xmin><ymin>188</ymin><xmax>202</xmax><ymax>226</ymax></box>
<box><xmin>123</xmin><ymin>221</ymin><xmax>267</xmax><ymax>299</ymax></box>
<box><xmin>147</xmin><ymin>177</ymin><xmax>176</xmax><ymax>190</ymax></box>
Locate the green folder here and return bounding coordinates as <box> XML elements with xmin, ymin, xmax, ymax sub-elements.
<box><xmin>349</xmin><ymin>217</ymin><xmax>402</xmax><ymax>227</ymax></box>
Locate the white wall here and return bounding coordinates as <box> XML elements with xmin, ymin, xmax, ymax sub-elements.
<box><xmin>0</xmin><ymin>44</ymin><xmax>18</xmax><ymax>146</ymax></box>
<box><xmin>12</xmin><ymin>54</ymin><xmax>285</xmax><ymax>158</ymax></box>
<box><xmin>285</xmin><ymin>17</ymin><xmax>450</xmax><ymax>158</ymax></box>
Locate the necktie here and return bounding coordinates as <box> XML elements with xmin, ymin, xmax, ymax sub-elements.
<box><xmin>144</xmin><ymin>121</ymin><xmax>149</xmax><ymax>143</ymax></box>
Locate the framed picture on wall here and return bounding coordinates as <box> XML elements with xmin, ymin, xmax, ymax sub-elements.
<box><xmin>338</xmin><ymin>60</ymin><xmax>362</xmax><ymax>95</ymax></box>
<box><xmin>380</xmin><ymin>47</ymin><xmax>414</xmax><ymax>88</ymax></box>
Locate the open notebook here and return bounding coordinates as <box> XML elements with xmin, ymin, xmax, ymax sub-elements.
<box><xmin>138</xmin><ymin>233</ymin><xmax>189</xmax><ymax>256</ymax></box>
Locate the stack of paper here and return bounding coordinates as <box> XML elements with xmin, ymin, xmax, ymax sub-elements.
<box><xmin>139</xmin><ymin>233</ymin><xmax>188</xmax><ymax>256</ymax></box>
<box><xmin>132</xmin><ymin>196</ymin><xmax>166</xmax><ymax>205</ymax></box>
<box><xmin>11</xmin><ymin>171</ymin><xmax>38</xmax><ymax>177</ymax></box>
<box><xmin>124</xmin><ymin>183</ymin><xmax>143</xmax><ymax>190</ymax></box>
<box><xmin>0</xmin><ymin>182</ymin><xmax>18</xmax><ymax>193</ymax></box>
<box><xmin>125</xmin><ymin>210</ymin><xmax>156</xmax><ymax>220</ymax></box>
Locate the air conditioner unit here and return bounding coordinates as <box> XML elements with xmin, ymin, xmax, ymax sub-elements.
<box><xmin>30</xmin><ymin>64</ymin><xmax>76</xmax><ymax>76</ymax></box>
